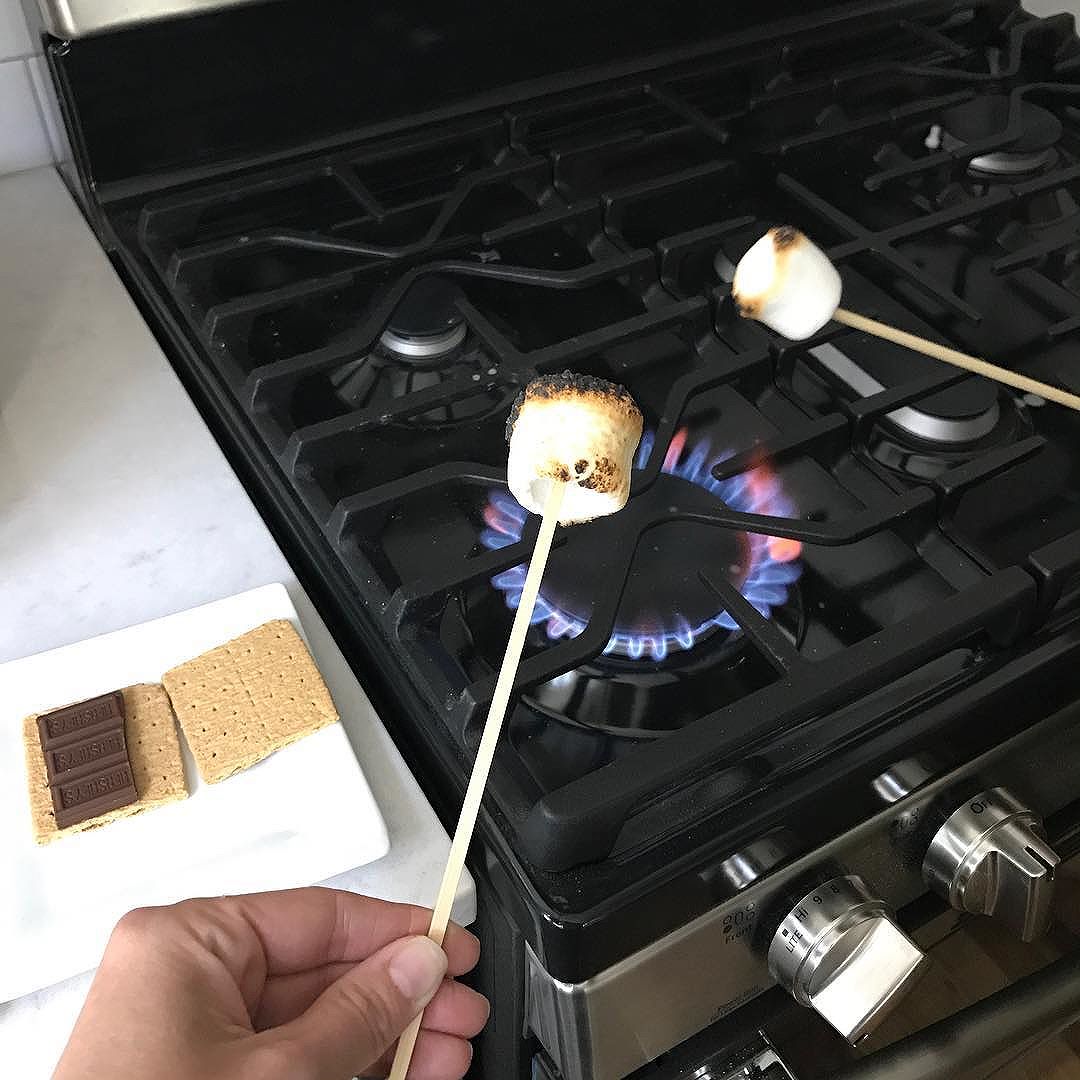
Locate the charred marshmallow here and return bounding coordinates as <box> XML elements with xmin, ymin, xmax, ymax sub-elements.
<box><xmin>506</xmin><ymin>372</ymin><xmax>643</xmax><ymax>526</ymax></box>
<box><xmin>732</xmin><ymin>226</ymin><xmax>842</xmax><ymax>340</ymax></box>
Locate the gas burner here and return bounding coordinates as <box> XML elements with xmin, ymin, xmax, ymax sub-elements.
<box><xmin>480</xmin><ymin>429</ymin><xmax>803</xmax><ymax>663</ymax></box>
<box><xmin>378</xmin><ymin>276</ymin><xmax>469</xmax><ymax>358</ymax></box>
<box><xmin>523</xmin><ymin>626</ymin><xmax>794</xmax><ymax>738</ymax></box>
<box><xmin>379</xmin><ymin>322</ymin><xmax>468</xmax><ymax>357</ymax></box>
<box><xmin>807</xmin><ymin>341</ymin><xmax>1036</xmax><ymax>480</ymax></box>
<box><xmin>931</xmin><ymin>96</ymin><xmax>1063</xmax><ymax>179</ymax></box>
<box><xmin>810</xmin><ymin>343</ymin><xmax>1001</xmax><ymax>446</ymax></box>
<box><xmin>331</xmin><ymin>276</ymin><xmax>513</xmax><ymax>425</ymax></box>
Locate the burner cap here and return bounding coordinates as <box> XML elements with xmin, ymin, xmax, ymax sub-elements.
<box><xmin>886</xmin><ymin>380</ymin><xmax>1000</xmax><ymax>443</ymax></box>
<box><xmin>332</xmin><ymin>274</ymin><xmax>511</xmax><ymax>425</ymax></box>
<box><xmin>380</xmin><ymin>277</ymin><xmax>467</xmax><ymax>359</ymax></box>
<box><xmin>940</xmin><ymin>96</ymin><xmax>1062</xmax><ymax>176</ymax></box>
<box><xmin>810</xmin><ymin>343</ymin><xmax>999</xmax><ymax>446</ymax></box>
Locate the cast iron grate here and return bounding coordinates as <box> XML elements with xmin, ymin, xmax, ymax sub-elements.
<box><xmin>117</xmin><ymin>0</ymin><xmax>1080</xmax><ymax>876</ymax></box>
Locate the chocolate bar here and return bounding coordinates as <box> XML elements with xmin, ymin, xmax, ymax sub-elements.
<box><xmin>36</xmin><ymin>691</ymin><xmax>137</xmax><ymax>829</ymax></box>
<box><xmin>37</xmin><ymin>690</ymin><xmax>123</xmax><ymax>749</ymax></box>
<box><xmin>51</xmin><ymin>763</ymin><xmax>137</xmax><ymax>828</ymax></box>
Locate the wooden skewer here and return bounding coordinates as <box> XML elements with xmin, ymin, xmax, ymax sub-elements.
<box><xmin>832</xmin><ymin>308</ymin><xmax>1080</xmax><ymax>414</ymax></box>
<box><xmin>388</xmin><ymin>479</ymin><xmax>567</xmax><ymax>1080</ymax></box>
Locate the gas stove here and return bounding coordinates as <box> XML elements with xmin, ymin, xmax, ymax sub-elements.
<box><xmin>43</xmin><ymin>0</ymin><xmax>1080</xmax><ymax>1076</ymax></box>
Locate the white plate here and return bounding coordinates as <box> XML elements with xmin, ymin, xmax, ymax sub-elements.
<box><xmin>0</xmin><ymin>584</ymin><xmax>390</xmax><ymax>1003</ymax></box>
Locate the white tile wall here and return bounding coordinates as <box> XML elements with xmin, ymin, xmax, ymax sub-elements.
<box><xmin>27</xmin><ymin>52</ymin><xmax>69</xmax><ymax>161</ymax></box>
<box><xmin>0</xmin><ymin>0</ymin><xmax>32</xmax><ymax>57</ymax></box>
<box><xmin>0</xmin><ymin>1</ymin><xmax>1079</xmax><ymax>179</ymax></box>
<box><xmin>0</xmin><ymin>0</ymin><xmax>62</xmax><ymax>176</ymax></box>
<box><xmin>0</xmin><ymin>56</ymin><xmax>49</xmax><ymax>173</ymax></box>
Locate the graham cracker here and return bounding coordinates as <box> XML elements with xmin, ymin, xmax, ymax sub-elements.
<box><xmin>23</xmin><ymin>683</ymin><xmax>189</xmax><ymax>845</ymax></box>
<box><xmin>162</xmin><ymin>619</ymin><xmax>338</xmax><ymax>784</ymax></box>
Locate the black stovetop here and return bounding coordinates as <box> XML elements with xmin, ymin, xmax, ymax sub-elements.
<box><xmin>58</xmin><ymin>0</ymin><xmax>1080</xmax><ymax>979</ymax></box>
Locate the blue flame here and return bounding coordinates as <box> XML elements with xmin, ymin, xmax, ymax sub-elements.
<box><xmin>480</xmin><ymin>429</ymin><xmax>803</xmax><ymax>661</ymax></box>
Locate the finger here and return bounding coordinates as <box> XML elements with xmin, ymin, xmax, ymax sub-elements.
<box><xmin>255</xmin><ymin>949</ymin><xmax>484</xmax><ymax>1032</ymax></box>
<box><xmin>444</xmin><ymin>926</ymin><xmax>480</xmax><ymax>978</ymax></box>
<box><xmin>368</xmin><ymin>1029</ymin><xmax>474</xmax><ymax>1080</ymax></box>
<box><xmin>220</xmin><ymin>888</ymin><xmax>478</xmax><ymax>975</ymax></box>
<box><xmin>257</xmin><ymin>968</ymin><xmax>487</xmax><ymax>1036</ymax></box>
<box><xmin>254</xmin><ymin>959</ymin><xmax>483</xmax><ymax>1032</ymax></box>
<box><xmin>418</xmin><ymin>980</ymin><xmax>490</xmax><ymax>1039</ymax></box>
<box><xmin>401</xmin><ymin>1029</ymin><xmax>474</xmax><ymax>1080</ymax></box>
<box><xmin>263</xmin><ymin>935</ymin><xmax>447</xmax><ymax>1078</ymax></box>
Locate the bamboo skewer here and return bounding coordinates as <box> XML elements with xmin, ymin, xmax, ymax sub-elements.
<box><xmin>388</xmin><ymin>479</ymin><xmax>567</xmax><ymax>1080</ymax></box>
<box><xmin>832</xmin><ymin>308</ymin><xmax>1080</xmax><ymax>413</ymax></box>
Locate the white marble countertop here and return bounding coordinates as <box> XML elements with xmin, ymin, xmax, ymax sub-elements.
<box><xmin>0</xmin><ymin>165</ymin><xmax>475</xmax><ymax>1077</ymax></box>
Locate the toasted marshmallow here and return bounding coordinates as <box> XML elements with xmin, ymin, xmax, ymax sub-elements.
<box><xmin>732</xmin><ymin>226</ymin><xmax>842</xmax><ymax>340</ymax></box>
<box><xmin>506</xmin><ymin>373</ymin><xmax>643</xmax><ymax>526</ymax></box>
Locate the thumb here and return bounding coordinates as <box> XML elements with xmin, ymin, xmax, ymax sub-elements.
<box><xmin>264</xmin><ymin>934</ymin><xmax>447</xmax><ymax>1079</ymax></box>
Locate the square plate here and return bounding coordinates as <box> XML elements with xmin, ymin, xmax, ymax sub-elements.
<box><xmin>0</xmin><ymin>584</ymin><xmax>389</xmax><ymax>1003</ymax></box>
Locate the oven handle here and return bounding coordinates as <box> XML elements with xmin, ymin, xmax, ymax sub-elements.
<box><xmin>829</xmin><ymin>948</ymin><xmax>1080</xmax><ymax>1080</ymax></box>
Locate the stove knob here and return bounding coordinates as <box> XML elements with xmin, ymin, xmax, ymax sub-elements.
<box><xmin>923</xmin><ymin>787</ymin><xmax>1059</xmax><ymax>942</ymax></box>
<box><xmin>767</xmin><ymin>875</ymin><xmax>928</xmax><ymax>1044</ymax></box>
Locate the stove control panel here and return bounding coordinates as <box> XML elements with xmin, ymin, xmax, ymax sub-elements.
<box><xmin>767</xmin><ymin>874</ymin><xmax>928</xmax><ymax>1044</ymax></box>
<box><xmin>923</xmin><ymin>786</ymin><xmax>1060</xmax><ymax>942</ymax></box>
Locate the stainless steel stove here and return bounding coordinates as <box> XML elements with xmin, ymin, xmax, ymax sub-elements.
<box><xmin>38</xmin><ymin>0</ymin><xmax>1080</xmax><ymax>1075</ymax></box>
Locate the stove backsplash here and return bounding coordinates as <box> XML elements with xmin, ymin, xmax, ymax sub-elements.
<box><xmin>50</xmin><ymin>0</ymin><xmax>919</xmax><ymax>195</ymax></box>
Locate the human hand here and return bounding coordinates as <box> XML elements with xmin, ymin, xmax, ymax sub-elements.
<box><xmin>52</xmin><ymin>887</ymin><xmax>488</xmax><ymax>1080</ymax></box>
